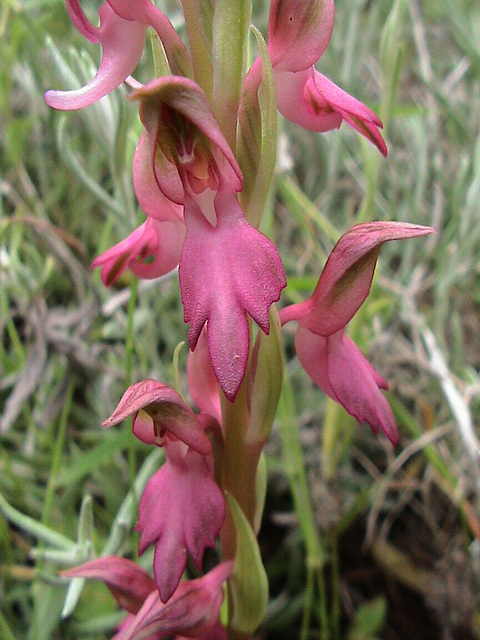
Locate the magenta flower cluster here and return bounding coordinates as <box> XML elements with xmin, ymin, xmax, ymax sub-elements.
<box><xmin>46</xmin><ymin>1</ymin><xmax>433</xmax><ymax>637</ymax></box>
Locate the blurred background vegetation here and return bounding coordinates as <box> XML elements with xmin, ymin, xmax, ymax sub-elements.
<box><xmin>1</xmin><ymin>0</ymin><xmax>480</xmax><ymax>639</ymax></box>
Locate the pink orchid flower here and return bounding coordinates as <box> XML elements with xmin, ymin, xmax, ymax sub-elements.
<box><xmin>130</xmin><ymin>77</ymin><xmax>286</xmax><ymax>401</ymax></box>
<box><xmin>45</xmin><ymin>0</ymin><xmax>189</xmax><ymax>111</ymax></box>
<box><xmin>62</xmin><ymin>556</ymin><xmax>231</xmax><ymax>640</ymax></box>
<box><xmin>91</xmin><ymin>216</ymin><xmax>185</xmax><ymax>286</ymax></box>
<box><xmin>279</xmin><ymin>222</ymin><xmax>434</xmax><ymax>445</ymax></box>
<box><xmin>118</xmin><ymin>561</ymin><xmax>233</xmax><ymax>640</ymax></box>
<box><xmin>103</xmin><ymin>380</ymin><xmax>225</xmax><ymax>602</ymax></box>
<box><xmin>264</xmin><ymin>0</ymin><xmax>387</xmax><ymax>155</ymax></box>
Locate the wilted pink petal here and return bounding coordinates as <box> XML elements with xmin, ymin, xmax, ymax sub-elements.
<box><xmin>136</xmin><ymin>441</ymin><xmax>226</xmax><ymax>603</ymax></box>
<box><xmin>267</xmin><ymin>0</ymin><xmax>335</xmax><ymax>72</ymax></box>
<box><xmin>91</xmin><ymin>217</ymin><xmax>185</xmax><ymax>286</ymax></box>
<box><xmin>62</xmin><ymin>556</ymin><xmax>156</xmax><ymax>615</ymax></box>
<box><xmin>295</xmin><ymin>327</ymin><xmax>397</xmax><ymax>444</ymax></box>
<box><xmin>180</xmin><ymin>184</ymin><xmax>286</xmax><ymax>401</ymax></box>
<box><xmin>102</xmin><ymin>380</ymin><xmax>211</xmax><ymax>456</ymax></box>
<box><xmin>118</xmin><ymin>562</ymin><xmax>232</xmax><ymax>640</ymax></box>
<box><xmin>187</xmin><ymin>328</ymin><xmax>221</xmax><ymax>424</ymax></box>
<box><xmin>45</xmin><ymin>2</ymin><xmax>146</xmax><ymax>110</ymax></box>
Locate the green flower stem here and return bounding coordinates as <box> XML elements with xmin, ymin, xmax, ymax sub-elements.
<box><xmin>219</xmin><ymin>375</ymin><xmax>261</xmax><ymax>560</ymax></box>
<box><xmin>277</xmin><ymin>373</ymin><xmax>328</xmax><ymax>638</ymax></box>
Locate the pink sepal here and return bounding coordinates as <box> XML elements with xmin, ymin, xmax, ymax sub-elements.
<box><xmin>61</xmin><ymin>556</ymin><xmax>156</xmax><ymax>615</ymax></box>
<box><xmin>280</xmin><ymin>222</ymin><xmax>435</xmax><ymax>335</ymax></box>
<box><xmin>268</xmin><ymin>0</ymin><xmax>335</xmax><ymax>72</ymax></box>
<box><xmin>136</xmin><ymin>447</ymin><xmax>226</xmax><ymax>602</ymax></box>
<box><xmin>102</xmin><ymin>380</ymin><xmax>211</xmax><ymax>456</ymax></box>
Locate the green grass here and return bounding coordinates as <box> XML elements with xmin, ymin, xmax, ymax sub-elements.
<box><xmin>1</xmin><ymin>1</ymin><xmax>480</xmax><ymax>639</ymax></box>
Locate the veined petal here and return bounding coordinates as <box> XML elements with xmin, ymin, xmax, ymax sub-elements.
<box><xmin>102</xmin><ymin>380</ymin><xmax>211</xmax><ymax>456</ymax></box>
<box><xmin>268</xmin><ymin>0</ymin><xmax>335</xmax><ymax>72</ymax></box>
<box><xmin>61</xmin><ymin>556</ymin><xmax>155</xmax><ymax>615</ymax></box>
<box><xmin>300</xmin><ymin>222</ymin><xmax>435</xmax><ymax>336</ymax></box>
<box><xmin>136</xmin><ymin>443</ymin><xmax>226</xmax><ymax>603</ymax></box>
<box><xmin>45</xmin><ymin>2</ymin><xmax>146</xmax><ymax>110</ymax></box>
<box><xmin>179</xmin><ymin>185</ymin><xmax>286</xmax><ymax>401</ymax></box>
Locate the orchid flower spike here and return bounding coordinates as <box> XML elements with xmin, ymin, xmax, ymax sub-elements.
<box><xmin>280</xmin><ymin>222</ymin><xmax>435</xmax><ymax>445</ymax></box>
<box><xmin>265</xmin><ymin>0</ymin><xmax>387</xmax><ymax>155</ymax></box>
<box><xmin>45</xmin><ymin>0</ymin><xmax>190</xmax><ymax>111</ymax></box>
<box><xmin>103</xmin><ymin>380</ymin><xmax>225</xmax><ymax>602</ymax></box>
<box><xmin>131</xmin><ymin>77</ymin><xmax>286</xmax><ymax>401</ymax></box>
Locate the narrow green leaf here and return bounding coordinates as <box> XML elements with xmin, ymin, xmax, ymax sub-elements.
<box><xmin>226</xmin><ymin>492</ymin><xmax>268</xmax><ymax>633</ymax></box>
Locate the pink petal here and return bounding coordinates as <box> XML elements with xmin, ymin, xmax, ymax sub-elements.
<box><xmin>102</xmin><ymin>380</ymin><xmax>211</xmax><ymax>456</ymax></box>
<box><xmin>45</xmin><ymin>2</ymin><xmax>146</xmax><ymax>110</ymax></box>
<box><xmin>61</xmin><ymin>556</ymin><xmax>155</xmax><ymax>615</ymax></box>
<box><xmin>131</xmin><ymin>77</ymin><xmax>243</xmax><ymax>195</ymax></box>
<box><xmin>268</xmin><ymin>0</ymin><xmax>335</xmax><ymax>72</ymax></box>
<box><xmin>91</xmin><ymin>217</ymin><xmax>184</xmax><ymax>286</ymax></box>
<box><xmin>274</xmin><ymin>68</ymin><xmax>342</xmax><ymax>132</ymax></box>
<box><xmin>296</xmin><ymin>327</ymin><xmax>398</xmax><ymax>445</ymax></box>
<box><xmin>299</xmin><ymin>222</ymin><xmax>435</xmax><ymax>336</ymax></box>
<box><xmin>118</xmin><ymin>562</ymin><xmax>233</xmax><ymax>640</ymax></box>
<box><xmin>307</xmin><ymin>71</ymin><xmax>387</xmax><ymax>156</ymax></box>
<box><xmin>187</xmin><ymin>328</ymin><xmax>222</xmax><ymax>424</ymax></box>
<box><xmin>106</xmin><ymin>0</ymin><xmax>191</xmax><ymax>77</ymax></box>
<box><xmin>136</xmin><ymin>442</ymin><xmax>226</xmax><ymax>602</ymax></box>
<box><xmin>179</xmin><ymin>185</ymin><xmax>286</xmax><ymax>401</ymax></box>
<box><xmin>132</xmin><ymin>133</ymin><xmax>184</xmax><ymax>221</ymax></box>
<box><xmin>66</xmin><ymin>0</ymin><xmax>100</xmax><ymax>43</ymax></box>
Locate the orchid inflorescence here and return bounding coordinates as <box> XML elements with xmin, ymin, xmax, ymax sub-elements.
<box><xmin>45</xmin><ymin>1</ymin><xmax>434</xmax><ymax>638</ymax></box>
